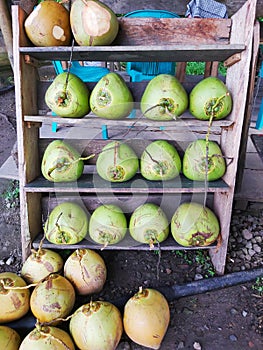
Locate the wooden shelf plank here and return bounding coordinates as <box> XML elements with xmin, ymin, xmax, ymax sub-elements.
<box><xmin>32</xmin><ymin>234</ymin><xmax>217</xmax><ymax>251</ymax></box>
<box><xmin>24</xmin><ymin>174</ymin><xmax>230</xmax><ymax>193</ymax></box>
<box><xmin>24</xmin><ymin>114</ymin><xmax>234</xmax><ymax>130</ymax></box>
<box><xmin>20</xmin><ymin>44</ymin><xmax>245</xmax><ymax>63</ymax></box>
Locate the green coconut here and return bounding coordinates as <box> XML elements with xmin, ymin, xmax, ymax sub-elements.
<box><xmin>171</xmin><ymin>202</ymin><xmax>220</xmax><ymax>247</ymax></box>
<box><xmin>0</xmin><ymin>326</ymin><xmax>21</xmax><ymax>350</ymax></box>
<box><xmin>21</xmin><ymin>248</ymin><xmax>64</xmax><ymax>284</ymax></box>
<box><xmin>140</xmin><ymin>140</ymin><xmax>181</xmax><ymax>181</ymax></box>
<box><xmin>96</xmin><ymin>141</ymin><xmax>139</xmax><ymax>182</ymax></box>
<box><xmin>24</xmin><ymin>1</ymin><xmax>71</xmax><ymax>47</ymax></box>
<box><xmin>90</xmin><ymin>72</ymin><xmax>134</xmax><ymax>119</ymax></box>
<box><xmin>44</xmin><ymin>202</ymin><xmax>89</xmax><ymax>244</ymax></box>
<box><xmin>140</xmin><ymin>74</ymin><xmax>188</xmax><ymax>120</ymax></box>
<box><xmin>89</xmin><ymin>204</ymin><xmax>127</xmax><ymax>246</ymax></box>
<box><xmin>189</xmin><ymin>77</ymin><xmax>232</xmax><ymax>120</ymax></box>
<box><xmin>41</xmin><ymin>140</ymin><xmax>84</xmax><ymax>182</ymax></box>
<box><xmin>70</xmin><ymin>301</ymin><xmax>123</xmax><ymax>350</ymax></box>
<box><xmin>183</xmin><ymin>139</ymin><xmax>226</xmax><ymax>181</ymax></box>
<box><xmin>30</xmin><ymin>274</ymin><xmax>75</xmax><ymax>324</ymax></box>
<box><xmin>0</xmin><ymin>272</ymin><xmax>30</xmax><ymax>323</ymax></box>
<box><xmin>19</xmin><ymin>325</ymin><xmax>75</xmax><ymax>350</ymax></box>
<box><xmin>70</xmin><ymin>0</ymin><xmax>119</xmax><ymax>46</ymax></box>
<box><xmin>45</xmin><ymin>72</ymin><xmax>90</xmax><ymax>118</ymax></box>
<box><xmin>129</xmin><ymin>203</ymin><xmax>169</xmax><ymax>246</ymax></box>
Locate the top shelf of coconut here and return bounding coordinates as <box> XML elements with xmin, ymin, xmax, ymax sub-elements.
<box><xmin>15</xmin><ymin>2</ymin><xmax>245</xmax><ymax>63</ymax></box>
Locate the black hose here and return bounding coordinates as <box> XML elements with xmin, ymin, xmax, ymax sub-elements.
<box><xmin>112</xmin><ymin>266</ymin><xmax>263</xmax><ymax>309</ymax></box>
<box><xmin>157</xmin><ymin>266</ymin><xmax>263</xmax><ymax>301</ymax></box>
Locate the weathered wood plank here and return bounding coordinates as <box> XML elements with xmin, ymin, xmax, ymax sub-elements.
<box><xmin>115</xmin><ymin>18</ymin><xmax>231</xmax><ymax>45</ymax></box>
<box><xmin>19</xmin><ymin>44</ymin><xmax>245</xmax><ymax>63</ymax></box>
<box><xmin>25</xmin><ymin>114</ymin><xmax>233</xmax><ymax>129</ymax></box>
<box><xmin>209</xmin><ymin>0</ymin><xmax>257</xmax><ymax>275</ymax></box>
<box><xmin>24</xmin><ymin>174</ymin><xmax>230</xmax><ymax>194</ymax></box>
<box><xmin>12</xmin><ymin>5</ymin><xmax>42</xmax><ymax>260</ymax></box>
<box><xmin>32</xmin><ymin>234</ymin><xmax>217</xmax><ymax>251</ymax></box>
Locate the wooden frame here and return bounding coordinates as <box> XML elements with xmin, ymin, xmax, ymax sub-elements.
<box><xmin>12</xmin><ymin>0</ymin><xmax>257</xmax><ymax>275</ymax></box>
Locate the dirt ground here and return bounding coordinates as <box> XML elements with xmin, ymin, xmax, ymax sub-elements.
<box><xmin>0</xmin><ymin>70</ymin><xmax>262</xmax><ymax>349</ymax></box>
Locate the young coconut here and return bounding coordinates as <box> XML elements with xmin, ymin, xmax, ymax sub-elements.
<box><xmin>96</xmin><ymin>141</ymin><xmax>139</xmax><ymax>182</ymax></box>
<box><xmin>89</xmin><ymin>204</ymin><xmax>127</xmax><ymax>247</ymax></box>
<box><xmin>141</xmin><ymin>74</ymin><xmax>188</xmax><ymax>120</ymax></box>
<box><xmin>24</xmin><ymin>0</ymin><xmax>71</xmax><ymax>46</ymax></box>
<box><xmin>171</xmin><ymin>202</ymin><xmax>220</xmax><ymax>247</ymax></box>
<box><xmin>90</xmin><ymin>72</ymin><xmax>134</xmax><ymax>119</ymax></box>
<box><xmin>45</xmin><ymin>72</ymin><xmax>90</xmax><ymax>118</ymax></box>
<box><xmin>129</xmin><ymin>203</ymin><xmax>169</xmax><ymax>247</ymax></box>
<box><xmin>30</xmin><ymin>274</ymin><xmax>75</xmax><ymax>324</ymax></box>
<box><xmin>140</xmin><ymin>140</ymin><xmax>182</xmax><ymax>181</ymax></box>
<box><xmin>70</xmin><ymin>0</ymin><xmax>119</xmax><ymax>46</ymax></box>
<box><xmin>183</xmin><ymin>139</ymin><xmax>226</xmax><ymax>181</ymax></box>
<box><xmin>21</xmin><ymin>248</ymin><xmax>64</xmax><ymax>284</ymax></box>
<box><xmin>19</xmin><ymin>324</ymin><xmax>75</xmax><ymax>350</ymax></box>
<box><xmin>0</xmin><ymin>325</ymin><xmax>21</xmax><ymax>350</ymax></box>
<box><xmin>0</xmin><ymin>272</ymin><xmax>30</xmax><ymax>323</ymax></box>
<box><xmin>41</xmin><ymin>140</ymin><xmax>94</xmax><ymax>182</ymax></box>
<box><xmin>189</xmin><ymin>77</ymin><xmax>232</xmax><ymax>120</ymax></box>
<box><xmin>64</xmin><ymin>249</ymin><xmax>107</xmax><ymax>295</ymax></box>
<box><xmin>44</xmin><ymin>202</ymin><xmax>89</xmax><ymax>245</ymax></box>
<box><xmin>69</xmin><ymin>300</ymin><xmax>123</xmax><ymax>350</ymax></box>
<box><xmin>123</xmin><ymin>287</ymin><xmax>170</xmax><ymax>350</ymax></box>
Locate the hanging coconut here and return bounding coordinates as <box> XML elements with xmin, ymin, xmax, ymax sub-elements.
<box><xmin>140</xmin><ymin>140</ymin><xmax>182</xmax><ymax>181</ymax></box>
<box><xmin>69</xmin><ymin>300</ymin><xmax>123</xmax><ymax>350</ymax></box>
<box><xmin>41</xmin><ymin>140</ymin><xmax>84</xmax><ymax>182</ymax></box>
<box><xmin>70</xmin><ymin>0</ymin><xmax>119</xmax><ymax>46</ymax></box>
<box><xmin>45</xmin><ymin>72</ymin><xmax>90</xmax><ymax>118</ymax></box>
<box><xmin>0</xmin><ymin>272</ymin><xmax>30</xmax><ymax>323</ymax></box>
<box><xmin>141</xmin><ymin>74</ymin><xmax>188</xmax><ymax>120</ymax></box>
<box><xmin>182</xmin><ymin>139</ymin><xmax>226</xmax><ymax>181</ymax></box>
<box><xmin>96</xmin><ymin>141</ymin><xmax>139</xmax><ymax>182</ymax></box>
<box><xmin>44</xmin><ymin>202</ymin><xmax>89</xmax><ymax>245</ymax></box>
<box><xmin>64</xmin><ymin>249</ymin><xmax>107</xmax><ymax>295</ymax></box>
<box><xmin>129</xmin><ymin>203</ymin><xmax>169</xmax><ymax>247</ymax></box>
<box><xmin>189</xmin><ymin>77</ymin><xmax>232</xmax><ymax>120</ymax></box>
<box><xmin>0</xmin><ymin>325</ymin><xmax>21</xmax><ymax>350</ymax></box>
<box><xmin>24</xmin><ymin>1</ymin><xmax>71</xmax><ymax>47</ymax></box>
<box><xmin>30</xmin><ymin>274</ymin><xmax>75</xmax><ymax>324</ymax></box>
<box><xmin>89</xmin><ymin>204</ymin><xmax>127</xmax><ymax>246</ymax></box>
<box><xmin>19</xmin><ymin>324</ymin><xmax>75</xmax><ymax>350</ymax></box>
<box><xmin>171</xmin><ymin>202</ymin><xmax>220</xmax><ymax>247</ymax></box>
<box><xmin>123</xmin><ymin>287</ymin><xmax>170</xmax><ymax>349</ymax></box>
<box><xmin>90</xmin><ymin>72</ymin><xmax>134</xmax><ymax>119</ymax></box>
<box><xmin>21</xmin><ymin>248</ymin><xmax>64</xmax><ymax>284</ymax></box>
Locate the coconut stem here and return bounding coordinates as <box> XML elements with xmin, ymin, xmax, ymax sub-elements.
<box><xmin>39</xmin><ymin>312</ymin><xmax>74</xmax><ymax>328</ymax></box>
<box><xmin>0</xmin><ymin>279</ymin><xmax>37</xmax><ymax>290</ymax></box>
<box><xmin>48</xmin><ymin>153</ymin><xmax>95</xmax><ymax>177</ymax></box>
<box><xmin>38</xmin><ymin>329</ymin><xmax>72</xmax><ymax>350</ymax></box>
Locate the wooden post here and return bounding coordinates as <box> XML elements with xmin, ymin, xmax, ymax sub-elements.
<box><xmin>0</xmin><ymin>0</ymin><xmax>13</xmax><ymax>70</ymax></box>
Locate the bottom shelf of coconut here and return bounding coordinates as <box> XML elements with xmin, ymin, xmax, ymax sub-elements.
<box><xmin>32</xmin><ymin>200</ymin><xmax>221</xmax><ymax>251</ymax></box>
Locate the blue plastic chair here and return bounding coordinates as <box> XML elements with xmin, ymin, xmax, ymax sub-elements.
<box><xmin>52</xmin><ymin>61</ymin><xmax>110</xmax><ymax>82</ymax></box>
<box><xmin>124</xmin><ymin>10</ymin><xmax>180</xmax><ymax>82</ymax></box>
<box><xmin>256</xmin><ymin>59</ymin><xmax>263</xmax><ymax>130</ymax></box>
